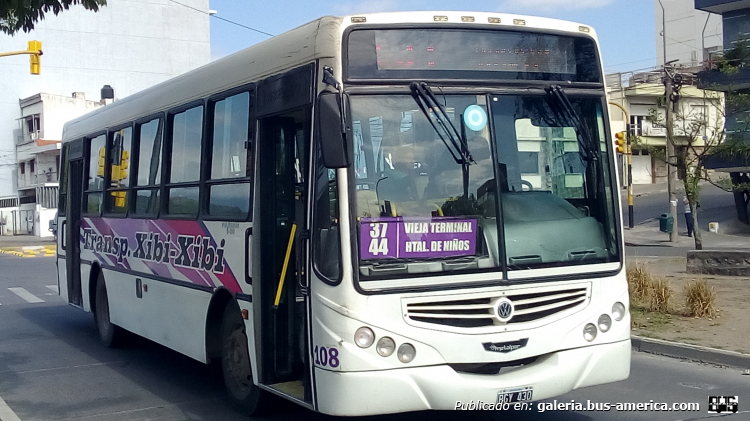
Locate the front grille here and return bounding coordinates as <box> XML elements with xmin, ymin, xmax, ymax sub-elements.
<box><xmin>404</xmin><ymin>284</ymin><xmax>589</xmax><ymax>330</ymax></box>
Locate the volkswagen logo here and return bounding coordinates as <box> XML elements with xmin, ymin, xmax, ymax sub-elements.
<box><xmin>495</xmin><ymin>297</ymin><xmax>514</xmax><ymax>323</ymax></box>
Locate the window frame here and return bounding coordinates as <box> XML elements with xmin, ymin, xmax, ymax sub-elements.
<box><xmin>201</xmin><ymin>84</ymin><xmax>256</xmax><ymax>222</ymax></box>
<box><xmin>103</xmin><ymin>123</ymin><xmax>134</xmax><ymax>218</ymax></box>
<box><xmin>58</xmin><ymin>143</ymin><xmax>69</xmax><ymax>217</ymax></box>
<box><xmin>162</xmin><ymin>99</ymin><xmax>206</xmax><ymax>219</ymax></box>
<box><xmin>82</xmin><ymin>131</ymin><xmax>108</xmax><ymax>216</ymax></box>
<box><xmin>130</xmin><ymin>112</ymin><xmax>166</xmax><ymax>219</ymax></box>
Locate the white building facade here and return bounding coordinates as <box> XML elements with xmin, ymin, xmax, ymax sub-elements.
<box><xmin>655</xmin><ymin>0</ymin><xmax>723</xmax><ymax>67</ymax></box>
<box><xmin>0</xmin><ymin>0</ymin><xmax>211</xmax><ymax>236</ymax></box>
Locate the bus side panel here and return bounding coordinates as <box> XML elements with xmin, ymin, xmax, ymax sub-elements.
<box><xmin>79</xmin><ymin>261</ymin><xmax>93</xmax><ymax>312</ymax></box>
<box><xmin>104</xmin><ymin>267</ymin><xmax>211</xmax><ymax>363</ymax></box>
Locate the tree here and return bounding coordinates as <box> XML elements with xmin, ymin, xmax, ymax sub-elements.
<box><xmin>640</xmin><ymin>40</ymin><xmax>750</xmax><ymax>250</ymax></box>
<box><xmin>0</xmin><ymin>0</ymin><xmax>106</xmax><ymax>35</ymax></box>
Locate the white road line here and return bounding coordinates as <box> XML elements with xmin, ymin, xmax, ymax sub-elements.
<box><xmin>46</xmin><ymin>285</ymin><xmax>59</xmax><ymax>293</ymax></box>
<box><xmin>0</xmin><ymin>395</ymin><xmax>22</xmax><ymax>421</ymax></box>
<box><xmin>8</xmin><ymin>288</ymin><xmax>44</xmax><ymax>304</ymax></box>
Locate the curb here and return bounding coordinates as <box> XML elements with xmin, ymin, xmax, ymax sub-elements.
<box><xmin>632</xmin><ymin>336</ymin><xmax>750</xmax><ymax>370</ymax></box>
<box><xmin>0</xmin><ymin>245</ymin><xmax>56</xmax><ymax>258</ymax></box>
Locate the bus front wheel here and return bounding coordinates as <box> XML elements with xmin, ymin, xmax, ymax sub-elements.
<box><xmin>93</xmin><ymin>272</ymin><xmax>126</xmax><ymax>347</ymax></box>
<box><xmin>221</xmin><ymin>304</ymin><xmax>268</xmax><ymax>415</ymax></box>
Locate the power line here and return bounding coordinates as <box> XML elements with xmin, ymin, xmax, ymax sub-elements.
<box><xmin>168</xmin><ymin>0</ymin><xmax>274</xmax><ymax>37</ymax></box>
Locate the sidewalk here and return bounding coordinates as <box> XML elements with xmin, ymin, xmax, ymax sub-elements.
<box><xmin>624</xmin><ymin>218</ymin><xmax>750</xmax><ymax>249</ymax></box>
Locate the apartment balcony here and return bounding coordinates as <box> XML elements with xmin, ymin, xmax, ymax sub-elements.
<box><xmin>16</xmin><ymin>131</ymin><xmax>44</xmax><ymax>145</ymax></box>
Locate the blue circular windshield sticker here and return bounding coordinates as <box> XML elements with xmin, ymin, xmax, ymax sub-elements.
<box><xmin>463</xmin><ymin>105</ymin><xmax>487</xmax><ymax>131</ymax></box>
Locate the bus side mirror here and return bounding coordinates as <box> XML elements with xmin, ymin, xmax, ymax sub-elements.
<box><xmin>317</xmin><ymin>93</ymin><xmax>351</xmax><ymax>168</ymax></box>
<box><xmin>49</xmin><ymin>219</ymin><xmax>57</xmax><ymax>234</ymax></box>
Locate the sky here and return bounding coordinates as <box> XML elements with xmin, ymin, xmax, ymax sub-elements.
<box><xmin>206</xmin><ymin>0</ymin><xmax>659</xmax><ymax>75</ymax></box>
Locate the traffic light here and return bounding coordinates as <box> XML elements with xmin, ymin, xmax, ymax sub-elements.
<box><xmin>615</xmin><ymin>131</ymin><xmax>627</xmax><ymax>154</ymax></box>
<box><xmin>111</xmin><ymin>191</ymin><xmax>126</xmax><ymax>208</ymax></box>
<box><xmin>28</xmin><ymin>40</ymin><xmax>41</xmax><ymax>75</ymax></box>
<box><xmin>119</xmin><ymin>150</ymin><xmax>129</xmax><ymax>181</ymax></box>
<box><xmin>97</xmin><ymin>147</ymin><xmax>106</xmax><ymax>177</ymax></box>
<box><xmin>111</xmin><ymin>150</ymin><xmax>129</xmax><ymax>183</ymax></box>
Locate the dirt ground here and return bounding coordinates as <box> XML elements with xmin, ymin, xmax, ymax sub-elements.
<box><xmin>626</xmin><ymin>256</ymin><xmax>750</xmax><ymax>355</ymax></box>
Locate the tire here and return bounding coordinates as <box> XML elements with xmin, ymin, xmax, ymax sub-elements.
<box><xmin>221</xmin><ymin>303</ymin><xmax>270</xmax><ymax>416</ymax></box>
<box><xmin>93</xmin><ymin>272</ymin><xmax>126</xmax><ymax>348</ymax></box>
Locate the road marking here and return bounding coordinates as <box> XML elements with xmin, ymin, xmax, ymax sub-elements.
<box><xmin>46</xmin><ymin>285</ymin><xmax>59</xmax><ymax>293</ymax></box>
<box><xmin>8</xmin><ymin>288</ymin><xmax>44</xmax><ymax>304</ymax></box>
<box><xmin>0</xmin><ymin>395</ymin><xmax>22</xmax><ymax>421</ymax></box>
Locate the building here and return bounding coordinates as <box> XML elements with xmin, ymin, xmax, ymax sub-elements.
<box><xmin>695</xmin><ymin>0</ymin><xmax>750</xmax><ymax>224</ymax></box>
<box><xmin>0</xmin><ymin>0</ymin><xmax>211</xmax><ymax>236</ymax></box>
<box><xmin>608</xmin><ymin>70</ymin><xmax>723</xmax><ymax>185</ymax></box>
<box><xmin>655</xmin><ymin>0</ymin><xmax>723</xmax><ymax>67</ymax></box>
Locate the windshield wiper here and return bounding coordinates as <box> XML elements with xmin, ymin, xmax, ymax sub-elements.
<box><xmin>410</xmin><ymin>82</ymin><xmax>474</xmax><ymax>165</ymax></box>
<box><xmin>544</xmin><ymin>85</ymin><xmax>598</xmax><ymax>164</ymax></box>
<box><xmin>545</xmin><ymin>85</ymin><xmax>601</xmax><ymax>195</ymax></box>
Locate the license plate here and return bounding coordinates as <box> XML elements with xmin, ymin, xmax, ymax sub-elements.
<box><xmin>497</xmin><ymin>387</ymin><xmax>533</xmax><ymax>404</ymax></box>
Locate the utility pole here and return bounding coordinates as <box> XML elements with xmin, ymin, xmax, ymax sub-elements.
<box><xmin>659</xmin><ymin>0</ymin><xmax>678</xmax><ymax>241</ymax></box>
<box><xmin>664</xmin><ymin>65</ymin><xmax>679</xmax><ymax>241</ymax></box>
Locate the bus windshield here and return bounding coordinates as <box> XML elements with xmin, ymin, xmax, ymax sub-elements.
<box><xmin>350</xmin><ymin>93</ymin><xmax>618</xmax><ymax>280</ymax></box>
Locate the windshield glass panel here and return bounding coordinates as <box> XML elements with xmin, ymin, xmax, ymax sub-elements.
<box><xmin>348</xmin><ymin>93</ymin><xmax>618</xmax><ymax>280</ymax></box>
<box><xmin>351</xmin><ymin>95</ymin><xmax>498</xmax><ymax>279</ymax></box>
<box><xmin>492</xmin><ymin>95</ymin><xmax>618</xmax><ymax>269</ymax></box>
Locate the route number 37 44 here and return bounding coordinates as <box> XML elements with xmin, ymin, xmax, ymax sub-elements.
<box><xmin>368</xmin><ymin>223</ymin><xmax>389</xmax><ymax>256</ymax></box>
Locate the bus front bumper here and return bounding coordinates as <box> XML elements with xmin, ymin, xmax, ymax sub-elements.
<box><xmin>315</xmin><ymin>339</ymin><xmax>630</xmax><ymax>416</ymax></box>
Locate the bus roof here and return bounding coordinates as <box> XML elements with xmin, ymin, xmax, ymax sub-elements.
<box><xmin>62</xmin><ymin>11</ymin><xmax>598</xmax><ymax>142</ymax></box>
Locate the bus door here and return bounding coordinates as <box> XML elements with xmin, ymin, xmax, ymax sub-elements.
<box><xmin>257</xmin><ymin>109</ymin><xmax>313</xmax><ymax>403</ymax></box>
<box><xmin>65</xmin><ymin>140</ymin><xmax>85</xmax><ymax>307</ymax></box>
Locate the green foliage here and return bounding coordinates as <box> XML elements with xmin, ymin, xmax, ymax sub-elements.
<box><xmin>0</xmin><ymin>0</ymin><xmax>106</xmax><ymax>35</ymax></box>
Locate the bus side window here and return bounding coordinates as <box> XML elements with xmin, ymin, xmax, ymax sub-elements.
<box><xmin>205</xmin><ymin>90</ymin><xmax>253</xmax><ymax>220</ymax></box>
<box><xmin>165</xmin><ymin>105</ymin><xmax>204</xmax><ymax>217</ymax></box>
<box><xmin>105</xmin><ymin>126</ymin><xmax>133</xmax><ymax>214</ymax></box>
<box><xmin>83</xmin><ymin>134</ymin><xmax>107</xmax><ymax>215</ymax></box>
<box><xmin>132</xmin><ymin>118</ymin><xmax>163</xmax><ymax>217</ymax></box>
<box><xmin>313</xmin><ymin>153</ymin><xmax>341</xmax><ymax>282</ymax></box>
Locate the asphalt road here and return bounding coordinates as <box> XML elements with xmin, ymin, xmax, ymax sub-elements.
<box><xmin>1</xmin><ymin>255</ymin><xmax>748</xmax><ymax>421</ymax></box>
<box><xmin>623</xmin><ymin>183</ymin><xmax>737</xmax><ymax>232</ymax></box>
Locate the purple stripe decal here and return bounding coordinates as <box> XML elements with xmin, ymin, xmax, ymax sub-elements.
<box><xmin>80</xmin><ymin>217</ymin><xmax>242</xmax><ymax>293</ymax></box>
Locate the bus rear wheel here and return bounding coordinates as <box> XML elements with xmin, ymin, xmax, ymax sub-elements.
<box><xmin>93</xmin><ymin>272</ymin><xmax>126</xmax><ymax>347</ymax></box>
<box><xmin>221</xmin><ymin>303</ymin><xmax>269</xmax><ymax>415</ymax></box>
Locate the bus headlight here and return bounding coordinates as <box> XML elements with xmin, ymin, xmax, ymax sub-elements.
<box><xmin>397</xmin><ymin>343</ymin><xmax>416</xmax><ymax>363</ymax></box>
<box><xmin>376</xmin><ymin>337</ymin><xmax>396</xmax><ymax>357</ymax></box>
<box><xmin>612</xmin><ymin>302</ymin><xmax>626</xmax><ymax>321</ymax></box>
<box><xmin>598</xmin><ymin>314</ymin><xmax>612</xmax><ymax>332</ymax></box>
<box><xmin>354</xmin><ymin>327</ymin><xmax>375</xmax><ymax>348</ymax></box>
<box><xmin>583</xmin><ymin>323</ymin><xmax>597</xmax><ymax>342</ymax></box>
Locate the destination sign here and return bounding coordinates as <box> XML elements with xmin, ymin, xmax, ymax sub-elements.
<box><xmin>359</xmin><ymin>216</ymin><xmax>477</xmax><ymax>260</ymax></box>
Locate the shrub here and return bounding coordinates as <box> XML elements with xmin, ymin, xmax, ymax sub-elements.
<box><xmin>647</xmin><ymin>278</ymin><xmax>673</xmax><ymax>314</ymax></box>
<box><xmin>684</xmin><ymin>279</ymin><xmax>717</xmax><ymax>318</ymax></box>
<box><xmin>626</xmin><ymin>264</ymin><xmax>651</xmax><ymax>305</ymax></box>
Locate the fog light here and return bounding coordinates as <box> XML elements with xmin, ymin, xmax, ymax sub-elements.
<box><xmin>612</xmin><ymin>302</ymin><xmax>626</xmax><ymax>321</ymax></box>
<box><xmin>354</xmin><ymin>327</ymin><xmax>374</xmax><ymax>348</ymax></box>
<box><xmin>397</xmin><ymin>343</ymin><xmax>416</xmax><ymax>363</ymax></box>
<box><xmin>583</xmin><ymin>323</ymin><xmax>597</xmax><ymax>342</ymax></box>
<box><xmin>598</xmin><ymin>314</ymin><xmax>612</xmax><ymax>332</ymax></box>
<box><xmin>376</xmin><ymin>337</ymin><xmax>396</xmax><ymax>357</ymax></box>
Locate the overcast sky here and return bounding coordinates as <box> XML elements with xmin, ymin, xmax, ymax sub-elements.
<box><xmin>207</xmin><ymin>0</ymin><xmax>664</xmax><ymax>74</ymax></box>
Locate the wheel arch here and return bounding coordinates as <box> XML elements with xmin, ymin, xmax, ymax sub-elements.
<box><xmin>205</xmin><ymin>287</ymin><xmax>235</xmax><ymax>362</ymax></box>
<box><xmin>88</xmin><ymin>261</ymin><xmax>102</xmax><ymax>314</ymax></box>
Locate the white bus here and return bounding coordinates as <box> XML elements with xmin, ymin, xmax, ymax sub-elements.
<box><xmin>55</xmin><ymin>11</ymin><xmax>630</xmax><ymax>416</ymax></box>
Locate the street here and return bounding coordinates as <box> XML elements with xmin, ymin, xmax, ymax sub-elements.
<box><xmin>0</xmin><ymin>254</ymin><xmax>748</xmax><ymax>420</ymax></box>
